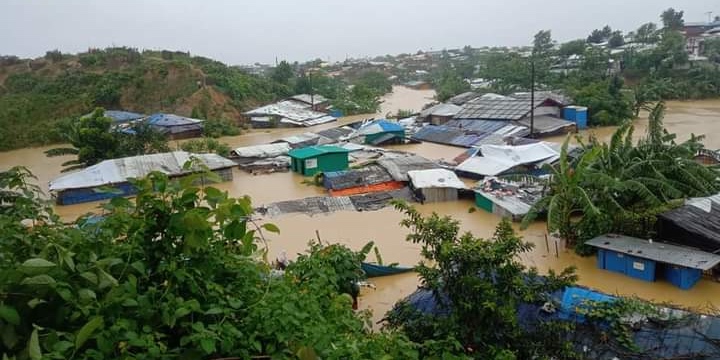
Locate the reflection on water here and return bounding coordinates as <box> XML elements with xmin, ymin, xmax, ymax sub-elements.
<box><xmin>1</xmin><ymin>91</ymin><xmax>720</xmax><ymax>326</ymax></box>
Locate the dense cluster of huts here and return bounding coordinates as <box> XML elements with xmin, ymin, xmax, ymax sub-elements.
<box><xmin>51</xmin><ymin>89</ymin><xmax>720</xmax><ymax>294</ymax></box>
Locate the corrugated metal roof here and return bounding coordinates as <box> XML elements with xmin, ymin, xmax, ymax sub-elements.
<box><xmin>289</xmin><ymin>94</ymin><xmax>328</xmax><ymax>105</ymax></box>
<box><xmin>245</xmin><ymin>100</ymin><xmax>336</xmax><ymax>125</ymax></box>
<box><xmin>231</xmin><ymin>143</ymin><xmax>290</xmax><ymax>158</ymax></box>
<box><xmin>273</xmin><ymin>132</ymin><xmax>321</xmax><ymax>147</ymax></box>
<box><xmin>377</xmin><ymin>153</ymin><xmax>439</xmax><ymax>181</ymax></box>
<box><xmin>407</xmin><ymin>169</ymin><xmax>466</xmax><ymax>189</ymax></box>
<box><xmin>586</xmin><ymin>234</ymin><xmax>720</xmax><ymax>270</ymax></box>
<box><xmin>419</xmin><ymin>103</ymin><xmax>462</xmax><ymax>118</ymax></box>
<box><xmin>49</xmin><ymin>152</ymin><xmax>234</xmax><ymax>192</ymax></box>
<box><xmin>323</xmin><ymin>165</ymin><xmax>393</xmax><ymax>190</ymax></box>
<box><xmin>475</xmin><ymin>189</ymin><xmax>533</xmax><ymax>216</ymax></box>
<box><xmin>288</xmin><ymin>145</ymin><xmax>349</xmax><ymax>159</ymax></box>
<box><xmin>146</xmin><ymin>113</ymin><xmax>204</xmax><ymax>126</ymax></box>
<box><xmin>516</xmin><ymin>115</ymin><xmax>576</xmax><ymax>135</ymax></box>
<box><xmin>316</xmin><ymin>127</ymin><xmax>354</xmax><ymax>141</ymax></box>
<box><xmin>455</xmin><ymin>98</ymin><xmax>540</xmax><ymax>121</ymax></box>
<box><xmin>357</xmin><ymin>119</ymin><xmax>405</xmax><ymax>135</ymax></box>
<box><xmin>89</xmin><ymin>110</ymin><xmax>145</xmax><ymax>123</ymax></box>
<box><xmin>448</xmin><ymin>91</ymin><xmax>480</xmax><ymax>105</ymax></box>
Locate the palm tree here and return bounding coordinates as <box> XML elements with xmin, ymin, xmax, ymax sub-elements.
<box><xmin>521</xmin><ymin>135</ymin><xmax>600</xmax><ymax>243</ymax></box>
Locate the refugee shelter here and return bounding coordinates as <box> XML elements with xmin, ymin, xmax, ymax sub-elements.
<box><xmin>407</xmin><ymin>169</ymin><xmax>467</xmax><ymax>203</ymax></box>
<box><xmin>322</xmin><ymin>165</ymin><xmax>402</xmax><ymax>196</ymax></box>
<box><xmin>376</xmin><ymin>153</ymin><xmax>440</xmax><ymax>182</ymax></box>
<box><xmin>144</xmin><ymin>113</ymin><xmax>204</xmax><ymax>139</ymax></box>
<box><xmin>455</xmin><ymin>143</ymin><xmax>559</xmax><ymax>179</ymax></box>
<box><xmin>244</xmin><ymin>100</ymin><xmax>336</xmax><ymax>128</ymax></box>
<box><xmin>85</xmin><ymin>110</ymin><xmax>145</xmax><ymax>124</ymax></box>
<box><xmin>474</xmin><ymin>177</ymin><xmax>543</xmax><ymax>221</ymax></box>
<box><xmin>585</xmin><ymin>234</ymin><xmax>720</xmax><ymax>289</ymax></box>
<box><xmin>288</xmin><ymin>145</ymin><xmax>350</xmax><ymax>176</ymax></box>
<box><xmin>355</xmin><ymin>119</ymin><xmax>406</xmax><ymax>145</ymax></box>
<box><xmin>397</xmin><ymin>282</ymin><xmax>720</xmax><ymax>359</ymax></box>
<box><xmin>229</xmin><ymin>143</ymin><xmax>291</xmax><ymax>164</ymax></box>
<box><xmin>418</xmin><ymin>103</ymin><xmax>462</xmax><ymax>125</ymax></box>
<box><xmin>49</xmin><ymin>152</ymin><xmax>235</xmax><ymax>205</ymax></box>
<box><xmin>657</xmin><ymin>194</ymin><xmax>720</xmax><ymax>253</ymax></box>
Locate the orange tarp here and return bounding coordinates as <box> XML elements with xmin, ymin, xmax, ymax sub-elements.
<box><xmin>328</xmin><ymin>181</ymin><xmax>405</xmax><ymax>197</ymax></box>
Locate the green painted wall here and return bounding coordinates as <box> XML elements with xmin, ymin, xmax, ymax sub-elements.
<box><xmin>294</xmin><ymin>152</ymin><xmax>349</xmax><ymax>176</ymax></box>
<box><xmin>474</xmin><ymin>192</ymin><xmax>494</xmax><ymax>213</ymax></box>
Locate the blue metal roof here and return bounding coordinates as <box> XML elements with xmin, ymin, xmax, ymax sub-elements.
<box><xmin>146</xmin><ymin>113</ymin><xmax>204</xmax><ymax>127</ymax></box>
<box><xmin>370</xmin><ymin>119</ymin><xmax>405</xmax><ymax>132</ymax></box>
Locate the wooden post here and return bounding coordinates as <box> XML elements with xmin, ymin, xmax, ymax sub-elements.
<box><xmin>554</xmin><ymin>240</ymin><xmax>559</xmax><ymax>258</ymax></box>
<box><xmin>544</xmin><ymin>233</ymin><xmax>550</xmax><ymax>253</ymax></box>
<box><xmin>315</xmin><ymin>230</ymin><xmax>323</xmax><ymax>245</ymax></box>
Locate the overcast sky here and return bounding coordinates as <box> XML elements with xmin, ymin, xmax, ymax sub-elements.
<box><xmin>1</xmin><ymin>1</ymin><xmax>718</xmax><ymax>65</ymax></box>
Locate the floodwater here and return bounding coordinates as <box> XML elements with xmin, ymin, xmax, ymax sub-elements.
<box><xmin>2</xmin><ymin>88</ymin><xmax>720</xmax><ymax>327</ymax></box>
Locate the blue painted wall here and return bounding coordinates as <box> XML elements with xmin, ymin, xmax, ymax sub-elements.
<box><xmin>597</xmin><ymin>249</ymin><xmax>656</xmax><ymax>282</ymax></box>
<box><xmin>664</xmin><ymin>265</ymin><xmax>703</xmax><ymax>290</ymax></box>
<box><xmin>57</xmin><ymin>182</ymin><xmax>137</xmax><ymax>205</ymax></box>
<box><xmin>563</xmin><ymin>106</ymin><xmax>588</xmax><ymax>129</ymax></box>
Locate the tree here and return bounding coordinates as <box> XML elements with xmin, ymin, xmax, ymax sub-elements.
<box><xmin>0</xmin><ymin>167</ymin><xmax>419</xmax><ymax>359</ymax></box>
<box><xmin>270</xmin><ymin>60</ymin><xmax>295</xmax><ymax>85</ymax></box>
<box><xmin>587</xmin><ymin>25</ymin><xmax>613</xmax><ymax>44</ymax></box>
<box><xmin>702</xmin><ymin>37</ymin><xmax>720</xmax><ymax>63</ymax></box>
<box><xmin>46</xmin><ymin>108</ymin><xmax>169</xmax><ymax>172</ymax></box>
<box><xmin>635</xmin><ymin>22</ymin><xmax>659</xmax><ymax>43</ymax></box>
<box><xmin>533</xmin><ymin>29</ymin><xmax>555</xmax><ymax>56</ymax></box>
<box><xmin>180</xmin><ymin>137</ymin><xmax>231</xmax><ymax>157</ymax></box>
<box><xmin>557</xmin><ymin>39</ymin><xmax>587</xmax><ymax>57</ymax></box>
<box><xmin>434</xmin><ymin>70</ymin><xmax>471</xmax><ymax>102</ymax></box>
<box><xmin>522</xmin><ymin>136</ymin><xmax>601</xmax><ymax>242</ymax></box>
<box><xmin>524</xmin><ymin>103</ymin><xmax>720</xmax><ymax>251</ymax></box>
<box><xmin>45</xmin><ymin>108</ymin><xmax>122</xmax><ymax>171</ymax></box>
<box><xmin>661</xmin><ymin>8</ymin><xmax>684</xmax><ymax>30</ymax></box>
<box><xmin>608</xmin><ymin>31</ymin><xmax>625</xmax><ymax>48</ymax></box>
<box><xmin>388</xmin><ymin>202</ymin><xmax>577</xmax><ymax>358</ymax></box>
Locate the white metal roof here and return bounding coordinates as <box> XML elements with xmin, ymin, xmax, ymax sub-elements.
<box><xmin>49</xmin><ymin>152</ymin><xmax>235</xmax><ymax>192</ymax></box>
<box><xmin>231</xmin><ymin>143</ymin><xmax>291</xmax><ymax>158</ymax></box>
<box><xmin>244</xmin><ymin>100</ymin><xmax>334</xmax><ymax>124</ymax></box>
<box><xmin>407</xmin><ymin>169</ymin><xmax>467</xmax><ymax>190</ymax></box>
<box><xmin>455</xmin><ymin>143</ymin><xmax>558</xmax><ymax>176</ymax></box>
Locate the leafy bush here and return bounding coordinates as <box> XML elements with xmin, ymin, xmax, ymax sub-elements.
<box><xmin>0</xmin><ymin>166</ymin><xmax>418</xmax><ymax>359</ymax></box>
<box><xmin>180</xmin><ymin>137</ymin><xmax>231</xmax><ymax>157</ymax></box>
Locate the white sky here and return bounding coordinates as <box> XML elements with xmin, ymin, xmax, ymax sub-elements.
<box><xmin>1</xmin><ymin>0</ymin><xmax>718</xmax><ymax>65</ymax></box>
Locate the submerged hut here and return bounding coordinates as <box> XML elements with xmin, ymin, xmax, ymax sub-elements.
<box><xmin>49</xmin><ymin>152</ymin><xmax>235</xmax><ymax>205</ymax></box>
<box><xmin>288</xmin><ymin>145</ymin><xmax>350</xmax><ymax>176</ymax></box>
<box><xmin>144</xmin><ymin>113</ymin><xmax>204</xmax><ymax>139</ymax></box>
<box><xmin>323</xmin><ymin>165</ymin><xmax>403</xmax><ymax>196</ymax></box>
<box><xmin>355</xmin><ymin>119</ymin><xmax>406</xmax><ymax>145</ymax></box>
<box><xmin>657</xmin><ymin>194</ymin><xmax>720</xmax><ymax>253</ymax></box>
<box><xmin>586</xmin><ymin>234</ymin><xmax>720</xmax><ymax>290</ymax></box>
<box><xmin>407</xmin><ymin>169</ymin><xmax>467</xmax><ymax>203</ymax></box>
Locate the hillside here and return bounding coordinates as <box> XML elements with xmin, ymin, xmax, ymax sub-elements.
<box><xmin>0</xmin><ymin>48</ymin><xmax>285</xmax><ymax>151</ymax></box>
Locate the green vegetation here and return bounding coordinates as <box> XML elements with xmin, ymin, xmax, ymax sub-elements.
<box><xmin>0</xmin><ymin>165</ymin><xmax>421</xmax><ymax>359</ymax></box>
<box><xmin>432</xmin><ymin>8</ymin><xmax>720</xmax><ymax>127</ymax></box>
<box><xmin>387</xmin><ymin>202</ymin><xmax>578</xmax><ymax>359</ymax></box>
<box><xmin>523</xmin><ymin>102</ymin><xmax>719</xmax><ymax>254</ymax></box>
<box><xmin>45</xmin><ymin>108</ymin><xmax>169</xmax><ymax>172</ymax></box>
<box><xmin>0</xmin><ymin>48</ymin><xmax>395</xmax><ymax>152</ymax></box>
<box><xmin>179</xmin><ymin>137</ymin><xmax>231</xmax><ymax>157</ymax></box>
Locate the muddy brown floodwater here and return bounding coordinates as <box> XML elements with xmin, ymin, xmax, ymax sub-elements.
<box><xmin>2</xmin><ymin>88</ymin><xmax>720</xmax><ymax>328</ymax></box>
